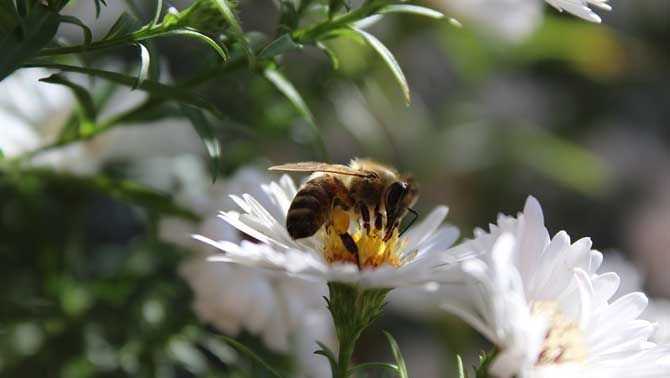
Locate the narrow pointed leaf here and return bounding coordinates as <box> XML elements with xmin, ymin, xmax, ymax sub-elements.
<box><xmin>316</xmin><ymin>41</ymin><xmax>339</xmax><ymax>69</ymax></box>
<box><xmin>217</xmin><ymin>334</ymin><xmax>284</xmax><ymax>378</ymax></box>
<box><xmin>39</xmin><ymin>74</ymin><xmax>97</xmax><ymax>122</ymax></box>
<box><xmin>102</xmin><ymin>12</ymin><xmax>138</xmax><ymax>40</ymax></box>
<box><xmin>314</xmin><ymin>341</ymin><xmax>337</xmax><ymax>372</ymax></box>
<box><xmin>151</xmin><ymin>0</ymin><xmax>163</xmax><ymax>26</ymax></box>
<box><xmin>383</xmin><ymin>331</ymin><xmax>409</xmax><ymax>378</ymax></box>
<box><xmin>180</xmin><ymin>105</ymin><xmax>222</xmax><ymax>182</ymax></box>
<box><xmin>134</xmin><ymin>42</ymin><xmax>150</xmax><ymax>89</ymax></box>
<box><xmin>59</xmin><ymin>15</ymin><xmax>93</xmax><ymax>45</ymax></box>
<box><xmin>258</xmin><ymin>33</ymin><xmax>302</xmax><ymax>60</ymax></box>
<box><xmin>93</xmin><ymin>0</ymin><xmax>108</xmax><ymax>18</ymax></box>
<box><xmin>349</xmin><ymin>362</ymin><xmax>400</xmax><ymax>374</ymax></box>
<box><xmin>457</xmin><ymin>355</ymin><xmax>466</xmax><ymax>378</ymax></box>
<box><xmin>379</xmin><ymin>5</ymin><xmax>444</xmax><ymax>19</ymax></box>
<box><xmin>263</xmin><ymin>67</ymin><xmax>315</xmax><ymax>125</ymax></box>
<box><xmin>348</xmin><ymin>27</ymin><xmax>411</xmax><ymax>105</ymax></box>
<box><xmin>154</xmin><ymin>28</ymin><xmax>228</xmax><ymax>61</ymax></box>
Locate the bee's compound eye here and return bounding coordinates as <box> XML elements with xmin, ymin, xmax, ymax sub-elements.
<box><xmin>386</xmin><ymin>182</ymin><xmax>407</xmax><ymax>210</ymax></box>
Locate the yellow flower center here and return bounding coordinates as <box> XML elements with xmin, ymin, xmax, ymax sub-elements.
<box><xmin>321</xmin><ymin>208</ymin><xmax>409</xmax><ymax>269</ymax></box>
<box><xmin>531</xmin><ymin>301</ymin><xmax>587</xmax><ymax>366</ymax></box>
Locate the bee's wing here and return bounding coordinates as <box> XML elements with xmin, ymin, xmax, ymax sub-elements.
<box><xmin>268</xmin><ymin>162</ymin><xmax>368</xmax><ymax>177</ymax></box>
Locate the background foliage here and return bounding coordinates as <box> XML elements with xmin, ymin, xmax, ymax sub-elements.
<box><xmin>1</xmin><ymin>0</ymin><xmax>669</xmax><ymax>376</ymax></box>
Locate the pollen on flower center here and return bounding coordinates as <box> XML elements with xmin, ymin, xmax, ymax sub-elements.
<box><xmin>531</xmin><ymin>301</ymin><xmax>588</xmax><ymax>366</ymax></box>
<box><xmin>321</xmin><ymin>208</ymin><xmax>410</xmax><ymax>269</ymax></box>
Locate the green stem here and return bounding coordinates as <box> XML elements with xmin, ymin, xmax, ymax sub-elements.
<box><xmin>327</xmin><ymin>283</ymin><xmax>390</xmax><ymax>378</ymax></box>
<box><xmin>292</xmin><ymin>1</ymin><xmax>383</xmax><ymax>43</ymax></box>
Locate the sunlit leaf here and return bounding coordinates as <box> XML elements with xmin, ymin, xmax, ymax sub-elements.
<box><xmin>457</xmin><ymin>355</ymin><xmax>466</xmax><ymax>378</ymax></box>
<box><xmin>383</xmin><ymin>331</ymin><xmax>409</xmax><ymax>378</ymax></box>
<box><xmin>379</xmin><ymin>4</ymin><xmax>444</xmax><ymax>19</ymax></box>
<box><xmin>151</xmin><ymin>0</ymin><xmax>163</xmax><ymax>26</ymax></box>
<box><xmin>180</xmin><ymin>105</ymin><xmax>222</xmax><ymax>182</ymax></box>
<box><xmin>134</xmin><ymin>42</ymin><xmax>150</xmax><ymax>89</ymax></box>
<box><xmin>59</xmin><ymin>15</ymin><xmax>93</xmax><ymax>46</ymax></box>
<box><xmin>316</xmin><ymin>41</ymin><xmax>339</xmax><ymax>70</ymax></box>
<box><xmin>348</xmin><ymin>27</ymin><xmax>411</xmax><ymax>105</ymax></box>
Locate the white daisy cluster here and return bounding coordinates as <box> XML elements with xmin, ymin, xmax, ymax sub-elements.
<box><xmin>441</xmin><ymin>197</ymin><xmax>670</xmax><ymax>377</ymax></box>
<box><xmin>196</xmin><ymin>168</ymin><xmax>670</xmax><ymax>377</ymax></box>
<box><xmin>166</xmin><ymin>167</ymin><xmax>336</xmax><ymax>378</ymax></box>
<box><xmin>437</xmin><ymin>0</ymin><xmax>612</xmax><ymax>42</ymax></box>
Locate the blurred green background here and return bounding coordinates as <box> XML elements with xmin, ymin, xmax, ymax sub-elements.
<box><xmin>1</xmin><ymin>0</ymin><xmax>669</xmax><ymax>376</ymax></box>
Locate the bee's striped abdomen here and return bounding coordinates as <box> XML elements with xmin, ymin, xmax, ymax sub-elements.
<box><xmin>286</xmin><ymin>176</ymin><xmax>334</xmax><ymax>239</ymax></box>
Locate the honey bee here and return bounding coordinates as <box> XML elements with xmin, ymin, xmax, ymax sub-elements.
<box><xmin>269</xmin><ymin>159</ymin><xmax>418</xmax><ymax>260</ymax></box>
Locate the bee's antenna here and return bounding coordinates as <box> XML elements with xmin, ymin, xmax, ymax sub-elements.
<box><xmin>400</xmin><ymin>208</ymin><xmax>419</xmax><ymax>236</ymax></box>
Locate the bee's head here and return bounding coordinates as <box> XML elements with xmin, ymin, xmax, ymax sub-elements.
<box><xmin>384</xmin><ymin>177</ymin><xmax>418</xmax><ymax>231</ymax></box>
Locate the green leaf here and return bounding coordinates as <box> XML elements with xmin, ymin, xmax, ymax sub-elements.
<box><xmin>349</xmin><ymin>362</ymin><xmax>400</xmax><ymax>375</ymax></box>
<box><xmin>328</xmin><ymin>0</ymin><xmax>350</xmax><ymax>18</ymax></box>
<box><xmin>348</xmin><ymin>27</ymin><xmax>411</xmax><ymax>105</ymax></box>
<box><xmin>258</xmin><ymin>33</ymin><xmax>303</xmax><ymax>60</ymax></box>
<box><xmin>59</xmin><ymin>15</ymin><xmax>93</xmax><ymax>46</ymax></box>
<box><xmin>151</xmin><ymin>0</ymin><xmax>163</xmax><ymax>26</ymax></box>
<box><xmin>211</xmin><ymin>0</ymin><xmax>255</xmax><ymax>67</ymax></box>
<box><xmin>0</xmin><ymin>5</ymin><xmax>60</xmax><ymax>80</ymax></box>
<box><xmin>180</xmin><ymin>105</ymin><xmax>222</xmax><ymax>182</ymax></box>
<box><xmin>134</xmin><ymin>42</ymin><xmax>150</xmax><ymax>89</ymax></box>
<box><xmin>314</xmin><ymin>341</ymin><xmax>337</xmax><ymax>373</ymax></box>
<box><xmin>217</xmin><ymin>334</ymin><xmax>284</xmax><ymax>378</ymax></box>
<box><xmin>24</xmin><ymin>63</ymin><xmax>226</xmax><ymax>120</ymax></box>
<box><xmin>383</xmin><ymin>331</ymin><xmax>409</xmax><ymax>378</ymax></box>
<box><xmin>263</xmin><ymin>67</ymin><xmax>314</xmax><ymax>125</ymax></box>
<box><xmin>457</xmin><ymin>355</ymin><xmax>466</xmax><ymax>378</ymax></box>
<box><xmin>379</xmin><ymin>4</ymin><xmax>444</xmax><ymax>19</ymax></box>
<box><xmin>153</xmin><ymin>28</ymin><xmax>228</xmax><ymax>61</ymax></box>
<box><xmin>316</xmin><ymin>41</ymin><xmax>339</xmax><ymax>70</ymax></box>
<box><xmin>93</xmin><ymin>0</ymin><xmax>108</xmax><ymax>18</ymax></box>
<box><xmin>102</xmin><ymin>12</ymin><xmax>138</xmax><ymax>40</ymax></box>
<box><xmin>39</xmin><ymin>74</ymin><xmax>97</xmax><ymax>123</ymax></box>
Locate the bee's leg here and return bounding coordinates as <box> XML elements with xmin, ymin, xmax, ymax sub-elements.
<box><xmin>374</xmin><ymin>204</ymin><xmax>383</xmax><ymax>233</ymax></box>
<box><xmin>359</xmin><ymin>203</ymin><xmax>371</xmax><ymax>235</ymax></box>
<box><xmin>331</xmin><ymin>206</ymin><xmax>361</xmax><ymax>268</ymax></box>
<box><xmin>339</xmin><ymin>233</ymin><xmax>360</xmax><ymax>269</ymax></box>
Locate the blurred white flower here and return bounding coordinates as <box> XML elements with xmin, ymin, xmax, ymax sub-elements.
<box><xmin>435</xmin><ymin>0</ymin><xmax>610</xmax><ymax>42</ymax></box>
<box><xmin>0</xmin><ymin>68</ymin><xmax>98</xmax><ymax>174</ymax></box>
<box><xmin>171</xmin><ymin>167</ymin><xmax>335</xmax><ymax>377</ymax></box>
<box><xmin>645</xmin><ymin>299</ymin><xmax>670</xmax><ymax>345</ymax></box>
<box><xmin>441</xmin><ymin>197</ymin><xmax>670</xmax><ymax>377</ymax></box>
<box><xmin>438</xmin><ymin>0</ymin><xmax>544</xmax><ymax>42</ymax></box>
<box><xmin>195</xmin><ymin>172</ymin><xmax>465</xmax><ymax>288</ymax></box>
<box><xmin>546</xmin><ymin>0</ymin><xmax>612</xmax><ymax>23</ymax></box>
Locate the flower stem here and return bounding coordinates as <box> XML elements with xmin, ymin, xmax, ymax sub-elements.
<box><xmin>326</xmin><ymin>282</ymin><xmax>390</xmax><ymax>378</ymax></box>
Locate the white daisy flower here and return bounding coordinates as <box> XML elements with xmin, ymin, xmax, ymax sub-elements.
<box><xmin>546</xmin><ymin>0</ymin><xmax>612</xmax><ymax>23</ymax></box>
<box><xmin>194</xmin><ymin>171</ymin><xmax>463</xmax><ymax>289</ymax></box>
<box><xmin>170</xmin><ymin>166</ymin><xmax>335</xmax><ymax>377</ymax></box>
<box><xmin>441</xmin><ymin>196</ymin><xmax>670</xmax><ymax>377</ymax></box>
<box><xmin>645</xmin><ymin>299</ymin><xmax>670</xmax><ymax>345</ymax></box>
<box><xmin>0</xmin><ymin>68</ymin><xmax>98</xmax><ymax>174</ymax></box>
